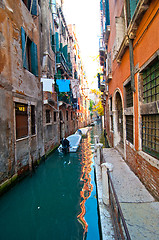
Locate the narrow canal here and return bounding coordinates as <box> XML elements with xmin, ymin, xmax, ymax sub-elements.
<box><xmin>0</xmin><ymin>122</ymin><xmax>103</xmax><ymax>240</ymax></box>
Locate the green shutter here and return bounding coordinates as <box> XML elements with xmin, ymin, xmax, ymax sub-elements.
<box><xmin>55</xmin><ymin>32</ymin><xmax>59</xmax><ymax>52</ymax></box>
<box><xmin>130</xmin><ymin>0</ymin><xmax>139</xmax><ymax>19</ymax></box>
<box><xmin>21</xmin><ymin>27</ymin><xmax>27</xmax><ymax>69</ymax></box>
<box><xmin>60</xmin><ymin>42</ymin><xmax>63</xmax><ymax>52</ymax></box>
<box><xmin>63</xmin><ymin>45</ymin><xmax>68</xmax><ymax>62</ymax></box>
<box><xmin>105</xmin><ymin>0</ymin><xmax>110</xmax><ymax>26</ymax></box>
<box><xmin>57</xmin><ymin>69</ymin><xmax>61</xmax><ymax>79</ymax></box>
<box><xmin>31</xmin><ymin>42</ymin><xmax>38</xmax><ymax>76</ymax></box>
<box><xmin>52</xmin><ymin>34</ymin><xmax>55</xmax><ymax>52</ymax></box>
<box><xmin>31</xmin><ymin>0</ymin><xmax>37</xmax><ymax>15</ymax></box>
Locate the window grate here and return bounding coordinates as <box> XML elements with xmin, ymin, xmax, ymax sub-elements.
<box><xmin>143</xmin><ymin>61</ymin><xmax>159</xmax><ymax>103</ymax></box>
<box><xmin>125</xmin><ymin>82</ymin><xmax>133</xmax><ymax>108</ymax></box>
<box><xmin>126</xmin><ymin>115</ymin><xmax>133</xmax><ymax>144</ymax></box>
<box><xmin>142</xmin><ymin>114</ymin><xmax>159</xmax><ymax>160</ymax></box>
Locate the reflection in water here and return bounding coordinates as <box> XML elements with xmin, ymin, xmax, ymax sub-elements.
<box><xmin>77</xmin><ymin>134</ymin><xmax>93</xmax><ymax>238</ymax></box>
<box><xmin>0</xmin><ymin>123</ymin><xmax>102</xmax><ymax>240</ymax></box>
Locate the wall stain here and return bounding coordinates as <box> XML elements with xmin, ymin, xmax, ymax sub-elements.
<box><xmin>0</xmin><ymin>50</ymin><xmax>5</xmax><ymax>73</ymax></box>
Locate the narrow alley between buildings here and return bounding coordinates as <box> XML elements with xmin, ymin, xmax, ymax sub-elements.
<box><xmin>0</xmin><ymin>0</ymin><xmax>159</xmax><ymax>240</ymax></box>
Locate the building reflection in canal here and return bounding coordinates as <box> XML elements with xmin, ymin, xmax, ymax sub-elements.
<box><xmin>77</xmin><ymin>134</ymin><xmax>94</xmax><ymax>238</ymax></box>
<box><xmin>0</xmin><ymin>124</ymin><xmax>101</xmax><ymax>240</ymax></box>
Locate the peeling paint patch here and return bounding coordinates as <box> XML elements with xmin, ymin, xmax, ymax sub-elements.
<box><xmin>0</xmin><ymin>50</ymin><xmax>5</xmax><ymax>73</ymax></box>
<box><xmin>16</xmin><ymin>90</ymin><xmax>25</xmax><ymax>95</ymax></box>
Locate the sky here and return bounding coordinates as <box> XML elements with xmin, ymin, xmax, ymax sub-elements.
<box><xmin>62</xmin><ymin>0</ymin><xmax>101</xmax><ymax>89</ymax></box>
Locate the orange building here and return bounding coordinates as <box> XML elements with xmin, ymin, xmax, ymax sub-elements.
<box><xmin>100</xmin><ymin>0</ymin><xmax>159</xmax><ymax>199</ymax></box>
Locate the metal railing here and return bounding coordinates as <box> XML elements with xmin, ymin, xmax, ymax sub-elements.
<box><xmin>107</xmin><ymin>169</ymin><xmax>131</xmax><ymax>240</ymax></box>
<box><xmin>56</xmin><ymin>52</ymin><xmax>72</xmax><ymax>76</ymax></box>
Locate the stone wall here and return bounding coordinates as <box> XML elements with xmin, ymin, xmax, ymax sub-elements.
<box><xmin>126</xmin><ymin>143</ymin><xmax>159</xmax><ymax>201</ymax></box>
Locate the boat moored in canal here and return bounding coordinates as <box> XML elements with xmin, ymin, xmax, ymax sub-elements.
<box><xmin>75</xmin><ymin>127</ymin><xmax>90</xmax><ymax>137</ymax></box>
<box><xmin>58</xmin><ymin>134</ymin><xmax>82</xmax><ymax>153</ymax></box>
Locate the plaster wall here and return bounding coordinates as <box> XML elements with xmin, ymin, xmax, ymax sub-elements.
<box><xmin>106</xmin><ymin>0</ymin><xmax>159</xmax><ymax>198</ymax></box>
<box><xmin>0</xmin><ymin>1</ymin><xmax>43</xmax><ymax>183</ymax></box>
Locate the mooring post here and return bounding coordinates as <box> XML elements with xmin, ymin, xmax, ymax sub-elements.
<box><xmin>94</xmin><ymin>135</ymin><xmax>99</xmax><ymax>145</ymax></box>
<box><xmin>96</xmin><ymin>143</ymin><xmax>103</xmax><ymax>165</ymax></box>
<box><xmin>101</xmin><ymin>162</ymin><xmax>113</xmax><ymax>205</ymax></box>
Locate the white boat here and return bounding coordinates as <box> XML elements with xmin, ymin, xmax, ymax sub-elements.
<box><xmin>58</xmin><ymin>134</ymin><xmax>82</xmax><ymax>153</ymax></box>
<box><xmin>75</xmin><ymin>127</ymin><xmax>90</xmax><ymax>137</ymax></box>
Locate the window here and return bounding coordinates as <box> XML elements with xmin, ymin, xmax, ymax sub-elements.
<box><xmin>66</xmin><ymin>110</ymin><xmax>68</xmax><ymax>121</ymax></box>
<box><xmin>142</xmin><ymin>114</ymin><xmax>159</xmax><ymax>159</ymax></box>
<box><xmin>46</xmin><ymin>110</ymin><xmax>51</xmax><ymax>123</ymax></box>
<box><xmin>142</xmin><ymin>61</ymin><xmax>159</xmax><ymax>103</ymax></box>
<box><xmin>126</xmin><ymin>115</ymin><xmax>133</xmax><ymax>144</ymax></box>
<box><xmin>31</xmin><ymin>105</ymin><xmax>36</xmax><ymax>135</ymax></box>
<box><xmin>22</xmin><ymin>0</ymin><xmax>37</xmax><ymax>15</ymax></box>
<box><xmin>125</xmin><ymin>81</ymin><xmax>133</xmax><ymax>107</ymax></box>
<box><xmin>110</xmin><ymin>97</ymin><xmax>112</xmax><ymax>111</ymax></box>
<box><xmin>15</xmin><ymin>103</ymin><xmax>28</xmax><ymax>139</ymax></box>
<box><xmin>21</xmin><ymin>27</ymin><xmax>38</xmax><ymax>76</ymax></box>
<box><xmin>110</xmin><ymin>97</ymin><xmax>113</xmax><ymax>131</ymax></box>
<box><xmin>54</xmin><ymin>111</ymin><xmax>56</xmax><ymax>122</ymax></box>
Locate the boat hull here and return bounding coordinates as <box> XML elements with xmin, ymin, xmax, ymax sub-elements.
<box><xmin>58</xmin><ymin>134</ymin><xmax>82</xmax><ymax>153</ymax></box>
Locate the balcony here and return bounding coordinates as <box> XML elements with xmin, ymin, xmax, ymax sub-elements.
<box><xmin>56</xmin><ymin>52</ymin><xmax>72</xmax><ymax>77</ymax></box>
<box><xmin>58</xmin><ymin>91</ymin><xmax>74</xmax><ymax>105</ymax></box>
<box><xmin>99</xmin><ymin>38</ymin><xmax>105</xmax><ymax>66</ymax></box>
<box><xmin>104</xmin><ymin>25</ymin><xmax>110</xmax><ymax>44</ymax></box>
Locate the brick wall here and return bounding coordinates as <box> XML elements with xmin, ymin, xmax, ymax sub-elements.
<box><xmin>126</xmin><ymin>144</ymin><xmax>159</xmax><ymax>201</ymax></box>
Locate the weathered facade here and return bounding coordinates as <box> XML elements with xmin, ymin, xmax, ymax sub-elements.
<box><xmin>0</xmin><ymin>0</ymin><xmax>44</xmax><ymax>185</ymax></box>
<box><xmin>68</xmin><ymin>25</ymin><xmax>91</xmax><ymax>128</ymax></box>
<box><xmin>40</xmin><ymin>0</ymin><xmax>59</xmax><ymax>153</ymax></box>
<box><xmin>100</xmin><ymin>0</ymin><xmax>159</xmax><ymax>200</ymax></box>
<box><xmin>0</xmin><ymin>0</ymin><xmax>90</xmax><ymax>192</ymax></box>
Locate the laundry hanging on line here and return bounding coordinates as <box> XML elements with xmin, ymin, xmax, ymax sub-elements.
<box><xmin>56</xmin><ymin>79</ymin><xmax>70</xmax><ymax>92</ymax></box>
<box><xmin>41</xmin><ymin>78</ymin><xmax>55</xmax><ymax>92</ymax></box>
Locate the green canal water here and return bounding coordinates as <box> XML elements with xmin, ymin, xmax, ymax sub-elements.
<box><xmin>0</xmin><ymin>123</ymin><xmax>103</xmax><ymax>240</ymax></box>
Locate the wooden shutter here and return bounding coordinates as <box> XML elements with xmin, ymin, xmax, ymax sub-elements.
<box><xmin>130</xmin><ymin>0</ymin><xmax>139</xmax><ymax>19</ymax></box>
<box><xmin>63</xmin><ymin>45</ymin><xmax>68</xmax><ymax>62</ymax></box>
<box><xmin>105</xmin><ymin>0</ymin><xmax>110</xmax><ymax>26</ymax></box>
<box><xmin>31</xmin><ymin>42</ymin><xmax>38</xmax><ymax>76</ymax></box>
<box><xmin>31</xmin><ymin>0</ymin><xmax>37</xmax><ymax>15</ymax></box>
<box><xmin>21</xmin><ymin>27</ymin><xmax>27</xmax><ymax>69</ymax></box>
<box><xmin>52</xmin><ymin>35</ymin><xmax>55</xmax><ymax>52</ymax></box>
<box><xmin>55</xmin><ymin>32</ymin><xmax>59</xmax><ymax>51</ymax></box>
<box><xmin>28</xmin><ymin>0</ymin><xmax>37</xmax><ymax>15</ymax></box>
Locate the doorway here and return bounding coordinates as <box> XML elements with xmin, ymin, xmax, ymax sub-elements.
<box><xmin>114</xmin><ymin>91</ymin><xmax>124</xmax><ymax>148</ymax></box>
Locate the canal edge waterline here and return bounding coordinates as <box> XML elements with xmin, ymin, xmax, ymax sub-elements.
<box><xmin>0</xmin><ymin>144</ymin><xmax>60</xmax><ymax>197</ymax></box>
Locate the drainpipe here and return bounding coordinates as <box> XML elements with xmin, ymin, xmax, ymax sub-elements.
<box><xmin>126</xmin><ymin>0</ymin><xmax>136</xmax><ymax>92</ymax></box>
<box><xmin>129</xmin><ymin>39</ymin><xmax>136</xmax><ymax>92</ymax></box>
<box><xmin>41</xmin><ymin>0</ymin><xmax>49</xmax><ymax>77</ymax></box>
